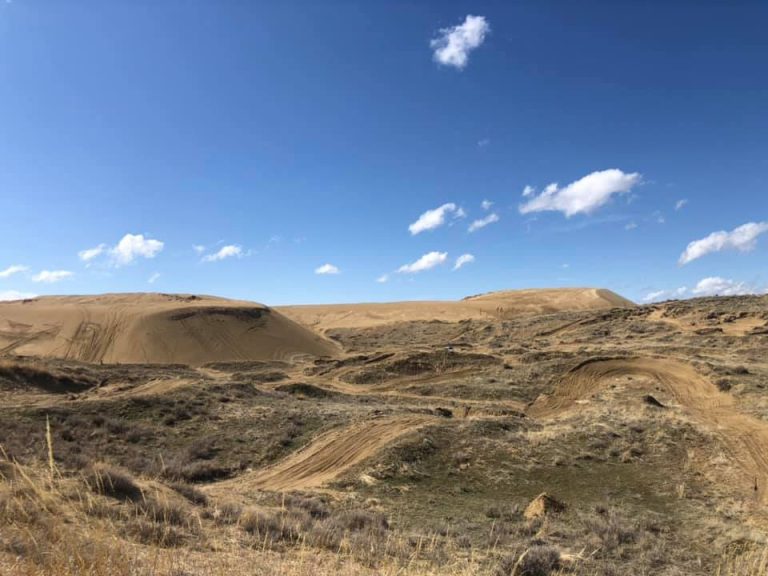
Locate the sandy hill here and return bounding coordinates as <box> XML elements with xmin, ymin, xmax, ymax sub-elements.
<box><xmin>0</xmin><ymin>293</ymin><xmax>338</xmax><ymax>365</ymax></box>
<box><xmin>278</xmin><ymin>287</ymin><xmax>634</xmax><ymax>331</ymax></box>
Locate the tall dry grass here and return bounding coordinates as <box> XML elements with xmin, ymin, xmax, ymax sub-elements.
<box><xmin>0</xmin><ymin>445</ymin><xmax>765</xmax><ymax>576</ymax></box>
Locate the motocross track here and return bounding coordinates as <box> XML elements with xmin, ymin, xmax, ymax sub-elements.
<box><xmin>211</xmin><ymin>415</ymin><xmax>433</xmax><ymax>493</ymax></box>
<box><xmin>529</xmin><ymin>357</ymin><xmax>768</xmax><ymax>502</ymax></box>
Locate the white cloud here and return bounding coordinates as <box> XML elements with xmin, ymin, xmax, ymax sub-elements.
<box><xmin>202</xmin><ymin>245</ymin><xmax>242</xmax><ymax>263</ymax></box>
<box><xmin>315</xmin><ymin>263</ymin><xmax>340</xmax><ymax>275</ymax></box>
<box><xmin>521</xmin><ymin>185</ymin><xmax>535</xmax><ymax>198</ymax></box>
<box><xmin>642</xmin><ymin>290</ymin><xmax>668</xmax><ymax>303</ymax></box>
<box><xmin>398</xmin><ymin>251</ymin><xmax>448</xmax><ymax>274</ymax></box>
<box><xmin>691</xmin><ymin>277</ymin><xmax>756</xmax><ymax>297</ymax></box>
<box><xmin>376</xmin><ymin>274</ymin><xmax>389</xmax><ymax>284</ymax></box>
<box><xmin>32</xmin><ymin>270</ymin><xmax>73</xmax><ymax>283</ymax></box>
<box><xmin>625</xmin><ymin>222</ymin><xmax>638</xmax><ymax>230</ymax></box>
<box><xmin>0</xmin><ymin>290</ymin><xmax>37</xmax><ymax>302</ymax></box>
<box><xmin>112</xmin><ymin>234</ymin><xmax>164</xmax><ymax>266</ymax></box>
<box><xmin>78</xmin><ymin>244</ymin><xmax>107</xmax><ymax>263</ymax></box>
<box><xmin>481</xmin><ymin>199</ymin><xmax>493</xmax><ymax>211</ymax></box>
<box><xmin>193</xmin><ymin>245</ymin><xmax>206</xmax><ymax>255</ymax></box>
<box><xmin>675</xmin><ymin>199</ymin><xmax>688</xmax><ymax>211</ymax></box>
<box><xmin>431</xmin><ymin>15</ymin><xmax>490</xmax><ymax>69</ymax></box>
<box><xmin>679</xmin><ymin>222</ymin><xmax>768</xmax><ymax>265</ymax></box>
<box><xmin>519</xmin><ymin>169</ymin><xmax>642</xmax><ymax>217</ymax></box>
<box><xmin>0</xmin><ymin>265</ymin><xmax>28</xmax><ymax>279</ymax></box>
<box><xmin>468</xmin><ymin>212</ymin><xmax>499</xmax><ymax>233</ymax></box>
<box><xmin>453</xmin><ymin>253</ymin><xmax>475</xmax><ymax>271</ymax></box>
<box><xmin>79</xmin><ymin>235</ymin><xmax>164</xmax><ymax>267</ymax></box>
<box><xmin>148</xmin><ymin>272</ymin><xmax>161</xmax><ymax>284</ymax></box>
<box><xmin>408</xmin><ymin>203</ymin><xmax>464</xmax><ymax>235</ymax></box>
<box><xmin>642</xmin><ymin>286</ymin><xmax>688</xmax><ymax>303</ymax></box>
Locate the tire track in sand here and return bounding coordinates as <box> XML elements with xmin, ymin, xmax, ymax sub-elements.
<box><xmin>212</xmin><ymin>415</ymin><xmax>433</xmax><ymax>493</ymax></box>
<box><xmin>528</xmin><ymin>356</ymin><xmax>768</xmax><ymax>503</ymax></box>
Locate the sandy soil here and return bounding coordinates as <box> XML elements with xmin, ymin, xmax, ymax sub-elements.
<box><xmin>0</xmin><ymin>293</ymin><xmax>338</xmax><ymax>365</ymax></box>
<box><xmin>212</xmin><ymin>415</ymin><xmax>434</xmax><ymax>493</ymax></box>
<box><xmin>278</xmin><ymin>288</ymin><xmax>634</xmax><ymax>331</ymax></box>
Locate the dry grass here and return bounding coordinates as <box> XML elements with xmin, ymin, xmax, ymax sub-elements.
<box><xmin>1</xmin><ymin>452</ymin><xmax>766</xmax><ymax>576</ymax></box>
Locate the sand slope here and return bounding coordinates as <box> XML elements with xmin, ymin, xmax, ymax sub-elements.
<box><xmin>212</xmin><ymin>415</ymin><xmax>433</xmax><ymax>493</ymax></box>
<box><xmin>278</xmin><ymin>288</ymin><xmax>634</xmax><ymax>331</ymax></box>
<box><xmin>0</xmin><ymin>293</ymin><xmax>338</xmax><ymax>365</ymax></box>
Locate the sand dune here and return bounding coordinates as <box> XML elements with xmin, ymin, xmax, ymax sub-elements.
<box><xmin>278</xmin><ymin>287</ymin><xmax>634</xmax><ymax>331</ymax></box>
<box><xmin>0</xmin><ymin>293</ymin><xmax>338</xmax><ymax>365</ymax></box>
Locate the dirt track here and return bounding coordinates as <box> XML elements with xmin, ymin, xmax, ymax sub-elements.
<box><xmin>529</xmin><ymin>357</ymin><xmax>768</xmax><ymax>502</ymax></box>
<box><xmin>212</xmin><ymin>415</ymin><xmax>434</xmax><ymax>493</ymax></box>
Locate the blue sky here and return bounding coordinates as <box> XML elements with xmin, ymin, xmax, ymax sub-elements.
<box><xmin>0</xmin><ymin>1</ymin><xmax>766</xmax><ymax>305</ymax></box>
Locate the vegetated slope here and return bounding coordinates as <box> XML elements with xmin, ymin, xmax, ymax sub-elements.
<box><xmin>278</xmin><ymin>287</ymin><xmax>634</xmax><ymax>331</ymax></box>
<box><xmin>0</xmin><ymin>293</ymin><xmax>338</xmax><ymax>365</ymax></box>
<box><xmin>530</xmin><ymin>356</ymin><xmax>768</xmax><ymax>502</ymax></box>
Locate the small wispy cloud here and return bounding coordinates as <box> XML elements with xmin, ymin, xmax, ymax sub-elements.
<box><xmin>408</xmin><ymin>203</ymin><xmax>464</xmax><ymax>235</ymax></box>
<box><xmin>478</xmin><ymin>138</ymin><xmax>490</xmax><ymax>148</ymax></box>
<box><xmin>642</xmin><ymin>286</ymin><xmax>687</xmax><ymax>303</ymax></box>
<box><xmin>193</xmin><ymin>245</ymin><xmax>206</xmax><ymax>255</ymax></box>
<box><xmin>78</xmin><ymin>244</ymin><xmax>107</xmax><ymax>263</ymax></box>
<box><xmin>0</xmin><ymin>265</ymin><xmax>28</xmax><ymax>279</ymax></box>
<box><xmin>315</xmin><ymin>263</ymin><xmax>340</xmax><ymax>275</ymax></box>
<box><xmin>519</xmin><ymin>169</ymin><xmax>642</xmax><ymax>218</ymax></box>
<box><xmin>453</xmin><ymin>253</ymin><xmax>475</xmax><ymax>270</ymax></box>
<box><xmin>32</xmin><ymin>270</ymin><xmax>73</xmax><ymax>284</ymax></box>
<box><xmin>481</xmin><ymin>199</ymin><xmax>493</xmax><ymax>211</ymax></box>
<box><xmin>376</xmin><ymin>274</ymin><xmax>389</xmax><ymax>284</ymax></box>
<box><xmin>679</xmin><ymin>222</ymin><xmax>768</xmax><ymax>265</ymax></box>
<box><xmin>675</xmin><ymin>199</ymin><xmax>688</xmax><ymax>211</ymax></box>
<box><xmin>202</xmin><ymin>245</ymin><xmax>242</xmax><ymax>263</ymax></box>
<box><xmin>521</xmin><ymin>185</ymin><xmax>535</xmax><ymax>198</ymax></box>
<box><xmin>468</xmin><ymin>213</ymin><xmax>499</xmax><ymax>233</ymax></box>
<box><xmin>148</xmin><ymin>272</ymin><xmax>161</xmax><ymax>284</ymax></box>
<box><xmin>398</xmin><ymin>251</ymin><xmax>448</xmax><ymax>274</ymax></box>
<box><xmin>431</xmin><ymin>15</ymin><xmax>490</xmax><ymax>70</ymax></box>
<box><xmin>625</xmin><ymin>222</ymin><xmax>638</xmax><ymax>231</ymax></box>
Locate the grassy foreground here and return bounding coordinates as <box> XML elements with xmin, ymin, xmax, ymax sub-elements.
<box><xmin>1</xmin><ymin>451</ymin><xmax>767</xmax><ymax>576</ymax></box>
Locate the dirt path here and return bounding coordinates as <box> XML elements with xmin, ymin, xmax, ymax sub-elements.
<box><xmin>528</xmin><ymin>356</ymin><xmax>768</xmax><ymax>503</ymax></box>
<box><xmin>648</xmin><ymin>309</ymin><xmax>767</xmax><ymax>336</ymax></box>
<box><xmin>212</xmin><ymin>415</ymin><xmax>433</xmax><ymax>493</ymax></box>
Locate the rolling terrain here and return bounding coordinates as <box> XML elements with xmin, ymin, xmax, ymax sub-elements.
<box><xmin>1</xmin><ymin>289</ymin><xmax>768</xmax><ymax>575</ymax></box>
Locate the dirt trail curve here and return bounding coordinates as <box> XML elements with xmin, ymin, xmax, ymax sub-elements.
<box><xmin>212</xmin><ymin>415</ymin><xmax>434</xmax><ymax>493</ymax></box>
<box><xmin>529</xmin><ymin>357</ymin><xmax>768</xmax><ymax>503</ymax></box>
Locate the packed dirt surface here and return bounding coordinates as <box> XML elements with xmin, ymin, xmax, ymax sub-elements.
<box><xmin>278</xmin><ymin>287</ymin><xmax>634</xmax><ymax>331</ymax></box>
<box><xmin>212</xmin><ymin>415</ymin><xmax>434</xmax><ymax>492</ymax></box>
<box><xmin>530</xmin><ymin>356</ymin><xmax>768</xmax><ymax>502</ymax></box>
<box><xmin>0</xmin><ymin>293</ymin><xmax>338</xmax><ymax>365</ymax></box>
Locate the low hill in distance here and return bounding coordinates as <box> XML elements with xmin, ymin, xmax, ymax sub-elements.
<box><xmin>278</xmin><ymin>287</ymin><xmax>634</xmax><ymax>331</ymax></box>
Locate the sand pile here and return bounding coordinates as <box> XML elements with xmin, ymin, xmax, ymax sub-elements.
<box><xmin>0</xmin><ymin>293</ymin><xmax>337</xmax><ymax>365</ymax></box>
